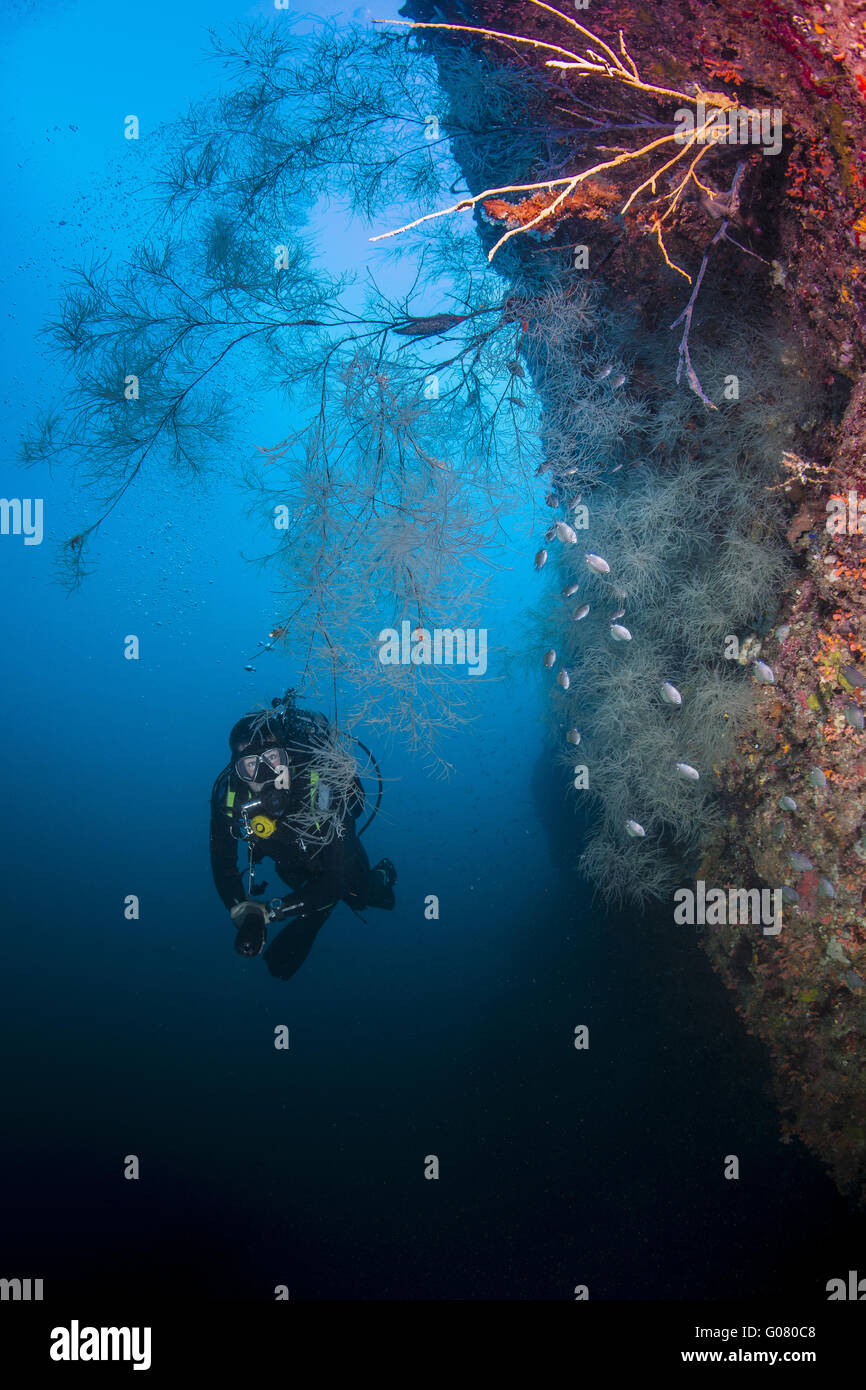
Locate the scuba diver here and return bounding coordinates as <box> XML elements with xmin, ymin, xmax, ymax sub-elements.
<box><xmin>210</xmin><ymin>691</ymin><xmax>397</xmax><ymax>980</ymax></box>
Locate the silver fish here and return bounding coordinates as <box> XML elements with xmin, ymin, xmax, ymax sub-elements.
<box><xmin>596</xmin><ymin>364</ymin><xmax>614</xmax><ymax>380</ymax></box>
<box><xmin>675</xmin><ymin>762</ymin><xmax>700</xmax><ymax>781</ymax></box>
<box><xmin>557</xmin><ymin>668</ymin><xmax>571</xmax><ymax>690</ymax></box>
<box><xmin>611</xmin><ymin>372</ymin><xmax>626</xmax><ymax>388</ymax></box>
<box><xmin>753</xmin><ymin>660</ymin><xmax>775</xmax><ymax>684</ymax></box>
<box><xmin>574</xmin><ymin>604</ymin><xmax>590</xmax><ymax>621</ymax></box>
<box><xmin>534</xmin><ymin>549</ymin><xmax>548</xmax><ymax>571</ymax></box>
<box><xmin>555</xmin><ymin>520</ymin><xmax>578</xmax><ymax>544</ymax></box>
<box><xmin>660</xmin><ymin>681</ymin><xmax>682</xmax><ymax>706</ymax></box>
<box><xmin>562</xmin><ymin>582</ymin><xmax>580</xmax><ymax>597</ymax></box>
<box><xmin>625</xmin><ymin>819</ymin><xmax>645</xmax><ymax>838</ymax></box>
<box><xmin>543</xmin><ymin>649</ymin><xmax>556</xmax><ymax>669</ymax></box>
<box><xmin>808</xmin><ymin>766</ymin><xmax>827</xmax><ymax>789</ymax></box>
<box><xmin>566</xmin><ymin>728</ymin><xmax>581</xmax><ymax>746</ymax></box>
<box><xmin>778</xmin><ymin>795</ymin><xmax>797</xmax><ymax>812</ymax></box>
<box><xmin>585</xmin><ymin>552</ymin><xmax>610</xmax><ymax>575</ymax></box>
<box><xmin>610</xmin><ymin>623</ymin><xmax>632</xmax><ymax>642</ymax></box>
<box><xmin>610</xmin><ymin>608</ymin><xmax>625</xmax><ymax>620</ymax></box>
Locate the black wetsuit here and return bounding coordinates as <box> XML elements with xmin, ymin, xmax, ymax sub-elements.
<box><xmin>209</xmin><ymin>759</ymin><xmax>371</xmax><ymax>980</ymax></box>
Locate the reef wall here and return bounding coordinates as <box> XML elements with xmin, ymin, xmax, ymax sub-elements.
<box><xmin>406</xmin><ymin>0</ymin><xmax>866</xmax><ymax>1202</ymax></box>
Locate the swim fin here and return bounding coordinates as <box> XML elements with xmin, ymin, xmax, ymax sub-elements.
<box><xmin>368</xmin><ymin>858</ymin><xmax>397</xmax><ymax>910</ymax></box>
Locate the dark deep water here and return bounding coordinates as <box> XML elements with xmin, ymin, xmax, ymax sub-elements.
<box><xmin>1</xmin><ymin>0</ymin><xmax>864</xmax><ymax>1316</ymax></box>
<box><xmin>0</xmin><ymin>734</ymin><xmax>861</xmax><ymax>1302</ymax></box>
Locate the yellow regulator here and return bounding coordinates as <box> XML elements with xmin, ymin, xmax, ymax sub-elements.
<box><xmin>250</xmin><ymin>814</ymin><xmax>277</xmax><ymax>839</ymax></box>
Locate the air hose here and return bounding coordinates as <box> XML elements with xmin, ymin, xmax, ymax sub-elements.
<box><xmin>351</xmin><ymin>736</ymin><xmax>383</xmax><ymax>836</ymax></box>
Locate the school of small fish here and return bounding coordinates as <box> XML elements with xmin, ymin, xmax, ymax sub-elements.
<box><xmin>526</xmin><ymin>368</ymin><xmax>830</xmax><ymax>850</ymax></box>
<box><xmin>536</xmin><ymin>524</ymin><xmax>707</xmax><ymax>838</ymax></box>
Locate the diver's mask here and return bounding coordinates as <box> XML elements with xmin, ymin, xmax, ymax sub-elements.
<box><xmin>235</xmin><ymin>745</ymin><xmax>290</xmax><ymax>786</ymax></box>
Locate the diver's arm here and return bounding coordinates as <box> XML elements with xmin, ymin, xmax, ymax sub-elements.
<box><xmin>210</xmin><ymin>817</ymin><xmax>245</xmax><ymax>910</ymax></box>
<box><xmin>273</xmin><ymin>871</ymin><xmax>339</xmax><ymax>920</ymax></box>
<box><xmin>209</xmin><ymin>777</ymin><xmax>246</xmax><ymax>911</ymax></box>
<box><xmin>287</xmin><ymin>875</ymin><xmax>337</xmax><ymax>915</ymax></box>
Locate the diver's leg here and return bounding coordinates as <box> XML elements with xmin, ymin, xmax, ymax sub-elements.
<box><xmin>337</xmin><ymin>828</ymin><xmax>396</xmax><ymax>912</ymax></box>
<box><xmin>263</xmin><ymin>905</ymin><xmax>332</xmax><ymax>982</ymax></box>
<box><xmin>341</xmin><ymin>832</ymin><xmax>372</xmax><ymax>913</ymax></box>
<box><xmin>339</xmin><ymin>833</ymin><xmax>396</xmax><ymax>911</ymax></box>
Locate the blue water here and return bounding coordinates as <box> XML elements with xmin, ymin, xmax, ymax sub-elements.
<box><xmin>1</xmin><ymin>0</ymin><xmax>863</xmax><ymax>1301</ymax></box>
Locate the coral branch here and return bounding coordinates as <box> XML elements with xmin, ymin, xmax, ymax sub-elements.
<box><xmin>670</xmin><ymin>163</ymin><xmax>746</xmax><ymax>406</ymax></box>
<box><xmin>373</xmin><ymin>10</ymin><xmax>737</xmax><ymax>264</ymax></box>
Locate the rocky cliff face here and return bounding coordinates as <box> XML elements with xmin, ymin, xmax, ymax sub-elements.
<box><xmin>406</xmin><ymin>0</ymin><xmax>866</xmax><ymax>1203</ymax></box>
